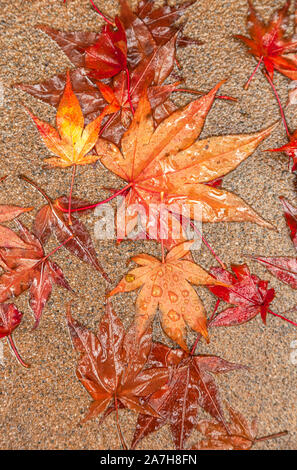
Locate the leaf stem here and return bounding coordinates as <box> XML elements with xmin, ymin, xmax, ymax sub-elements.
<box><xmin>264</xmin><ymin>72</ymin><xmax>291</xmax><ymax>139</ymax></box>
<box><xmin>41</xmin><ymin>235</ymin><xmax>74</xmax><ymax>264</ymax></box>
<box><xmin>244</xmin><ymin>56</ymin><xmax>263</xmax><ymax>90</ymax></box>
<box><xmin>89</xmin><ymin>0</ymin><xmax>115</xmax><ymax>26</ymax></box>
<box><xmin>19</xmin><ymin>175</ymin><xmax>52</xmax><ymax>204</ymax></box>
<box><xmin>125</xmin><ymin>67</ymin><xmax>135</xmax><ymax>115</ymax></box>
<box><xmin>268</xmin><ymin>309</ymin><xmax>297</xmax><ymax>327</ymax></box>
<box><xmin>255</xmin><ymin>430</ymin><xmax>288</xmax><ymax>443</ymax></box>
<box><xmin>114</xmin><ymin>396</ymin><xmax>127</xmax><ymax>450</ymax></box>
<box><xmin>189</xmin><ymin>220</ymin><xmax>226</xmax><ymax>269</ymax></box>
<box><xmin>68</xmin><ymin>164</ymin><xmax>76</xmax><ymax>225</ymax></box>
<box><xmin>7</xmin><ymin>335</ymin><xmax>30</xmax><ymax>369</ymax></box>
<box><xmin>59</xmin><ymin>183</ymin><xmax>133</xmax><ymax>213</ymax></box>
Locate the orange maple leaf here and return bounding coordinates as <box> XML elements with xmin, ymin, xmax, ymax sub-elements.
<box><xmin>108</xmin><ymin>241</ymin><xmax>228</xmax><ymax>351</ymax></box>
<box><xmin>95</xmin><ymin>81</ymin><xmax>275</xmax><ymax>247</ymax></box>
<box><xmin>26</xmin><ymin>71</ymin><xmax>116</xmax><ymax>168</ymax></box>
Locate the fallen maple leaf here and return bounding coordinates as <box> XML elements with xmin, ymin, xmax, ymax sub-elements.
<box><xmin>0</xmin><ymin>221</ymin><xmax>71</xmax><ymax>328</ymax></box>
<box><xmin>208</xmin><ymin>264</ymin><xmax>275</xmax><ymax>326</ymax></box>
<box><xmin>136</xmin><ymin>0</ymin><xmax>201</xmax><ymax>48</ymax></box>
<box><xmin>19</xmin><ymin>175</ymin><xmax>109</xmax><ymax>282</ymax></box>
<box><xmin>236</xmin><ymin>0</ymin><xmax>297</xmax><ymax>85</ymax></box>
<box><xmin>0</xmin><ymin>303</ymin><xmax>29</xmax><ymax>368</ymax></box>
<box><xmin>90</xmin><ymin>82</ymin><xmax>275</xmax><ymax>245</ymax></box>
<box><xmin>252</xmin><ymin>198</ymin><xmax>297</xmax><ymax>295</ymax></box>
<box><xmin>208</xmin><ymin>263</ymin><xmax>297</xmax><ymax>327</ymax></box>
<box><xmin>26</xmin><ymin>70</ymin><xmax>113</xmax><ymax>169</ymax></box>
<box><xmin>15</xmin><ymin>0</ymin><xmax>199</xmax><ymax>145</ymax></box>
<box><xmin>191</xmin><ymin>405</ymin><xmax>287</xmax><ymax>450</ymax></box>
<box><xmin>67</xmin><ymin>301</ymin><xmax>169</xmax><ymax>448</ymax></box>
<box><xmin>85</xmin><ymin>17</ymin><xmax>127</xmax><ymax>80</ymax></box>
<box><xmin>108</xmin><ymin>241</ymin><xmax>229</xmax><ymax>350</ymax></box>
<box><xmin>131</xmin><ymin>343</ymin><xmax>246</xmax><ymax>450</ymax></box>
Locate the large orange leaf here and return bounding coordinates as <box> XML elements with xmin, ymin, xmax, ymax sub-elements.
<box><xmin>96</xmin><ymin>82</ymin><xmax>275</xmax><ymax>245</ymax></box>
<box><xmin>108</xmin><ymin>241</ymin><xmax>227</xmax><ymax>350</ymax></box>
<box><xmin>26</xmin><ymin>71</ymin><xmax>115</xmax><ymax>168</ymax></box>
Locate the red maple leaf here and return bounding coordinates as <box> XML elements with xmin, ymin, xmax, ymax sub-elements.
<box><xmin>0</xmin><ymin>303</ymin><xmax>29</xmax><ymax>368</ymax></box>
<box><xmin>252</xmin><ymin>198</ymin><xmax>297</xmax><ymax>303</ymax></box>
<box><xmin>208</xmin><ymin>263</ymin><xmax>297</xmax><ymax>327</ymax></box>
<box><xmin>235</xmin><ymin>0</ymin><xmax>297</xmax><ymax>84</ymax></box>
<box><xmin>207</xmin><ymin>264</ymin><xmax>275</xmax><ymax>326</ymax></box>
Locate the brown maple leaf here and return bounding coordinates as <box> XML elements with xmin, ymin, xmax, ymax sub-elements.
<box><xmin>108</xmin><ymin>241</ymin><xmax>229</xmax><ymax>350</ymax></box>
<box><xmin>131</xmin><ymin>343</ymin><xmax>246</xmax><ymax>450</ymax></box>
<box><xmin>67</xmin><ymin>301</ymin><xmax>169</xmax><ymax>423</ymax></box>
<box><xmin>191</xmin><ymin>405</ymin><xmax>287</xmax><ymax>450</ymax></box>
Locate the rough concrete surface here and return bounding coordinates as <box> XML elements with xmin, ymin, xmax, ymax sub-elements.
<box><xmin>0</xmin><ymin>0</ymin><xmax>296</xmax><ymax>450</ymax></box>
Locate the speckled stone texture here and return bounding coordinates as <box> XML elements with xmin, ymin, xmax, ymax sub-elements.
<box><xmin>0</xmin><ymin>0</ymin><xmax>296</xmax><ymax>450</ymax></box>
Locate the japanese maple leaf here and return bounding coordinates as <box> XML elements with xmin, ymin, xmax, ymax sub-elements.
<box><xmin>94</xmin><ymin>82</ymin><xmax>275</xmax><ymax>246</ymax></box>
<box><xmin>266</xmin><ymin>129</ymin><xmax>297</xmax><ymax>172</ymax></box>
<box><xmin>0</xmin><ymin>303</ymin><xmax>29</xmax><ymax>368</ymax></box>
<box><xmin>19</xmin><ymin>176</ymin><xmax>109</xmax><ymax>281</ymax></box>
<box><xmin>252</xmin><ymin>198</ymin><xmax>297</xmax><ymax>291</ymax></box>
<box><xmin>235</xmin><ymin>0</ymin><xmax>297</xmax><ymax>83</ymax></box>
<box><xmin>67</xmin><ymin>302</ymin><xmax>169</xmax><ymax>424</ymax></box>
<box><xmin>26</xmin><ymin>70</ymin><xmax>114</xmax><ymax>168</ymax></box>
<box><xmin>17</xmin><ymin>32</ymin><xmax>178</xmax><ymax>145</ymax></box>
<box><xmin>108</xmin><ymin>241</ymin><xmax>228</xmax><ymax>351</ymax></box>
<box><xmin>191</xmin><ymin>405</ymin><xmax>287</xmax><ymax>450</ymax></box>
<box><xmin>131</xmin><ymin>343</ymin><xmax>246</xmax><ymax>450</ymax></box>
<box><xmin>85</xmin><ymin>17</ymin><xmax>128</xmax><ymax>80</ymax></box>
<box><xmin>136</xmin><ymin>0</ymin><xmax>201</xmax><ymax>48</ymax></box>
<box><xmin>0</xmin><ymin>221</ymin><xmax>71</xmax><ymax>328</ymax></box>
<box><xmin>208</xmin><ymin>264</ymin><xmax>275</xmax><ymax>326</ymax></box>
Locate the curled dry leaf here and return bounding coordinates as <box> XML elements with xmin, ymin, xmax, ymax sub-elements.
<box><xmin>67</xmin><ymin>301</ymin><xmax>169</xmax><ymax>423</ymax></box>
<box><xmin>108</xmin><ymin>241</ymin><xmax>228</xmax><ymax>351</ymax></box>
<box><xmin>236</xmin><ymin>0</ymin><xmax>297</xmax><ymax>82</ymax></box>
<box><xmin>131</xmin><ymin>343</ymin><xmax>246</xmax><ymax>450</ymax></box>
<box><xmin>208</xmin><ymin>264</ymin><xmax>275</xmax><ymax>326</ymax></box>
<box><xmin>0</xmin><ymin>221</ymin><xmax>70</xmax><ymax>328</ymax></box>
<box><xmin>96</xmin><ymin>82</ymin><xmax>275</xmax><ymax>246</ymax></box>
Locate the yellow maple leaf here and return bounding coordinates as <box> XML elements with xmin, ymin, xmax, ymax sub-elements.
<box><xmin>26</xmin><ymin>71</ymin><xmax>116</xmax><ymax>168</ymax></box>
